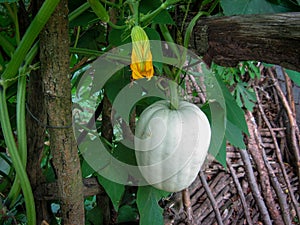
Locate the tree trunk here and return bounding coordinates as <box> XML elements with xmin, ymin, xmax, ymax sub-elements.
<box><xmin>39</xmin><ymin>0</ymin><xmax>85</xmax><ymax>224</ymax></box>
<box><xmin>189</xmin><ymin>12</ymin><xmax>300</xmax><ymax>72</ymax></box>
<box><xmin>26</xmin><ymin>70</ymin><xmax>50</xmax><ymax>223</ymax></box>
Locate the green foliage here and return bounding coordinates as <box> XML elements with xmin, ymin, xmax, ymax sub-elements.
<box><xmin>221</xmin><ymin>0</ymin><xmax>300</xmax><ymax>15</ymax></box>
<box><xmin>137</xmin><ymin>186</ymin><xmax>169</xmax><ymax>225</ymax></box>
<box><xmin>97</xmin><ymin>175</ymin><xmax>125</xmax><ymax>211</ymax></box>
<box><xmin>285</xmin><ymin>69</ymin><xmax>300</xmax><ymax>86</ymax></box>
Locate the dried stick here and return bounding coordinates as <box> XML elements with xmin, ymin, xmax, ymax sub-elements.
<box><xmin>245</xmin><ymin>111</ymin><xmax>284</xmax><ymax>225</ymax></box>
<box><xmin>188</xmin><ymin>75</ymin><xmax>206</xmax><ymax>103</ymax></box>
<box><xmin>255</xmin><ymin>86</ymin><xmax>300</xmax><ymax>221</ymax></box>
<box><xmin>269</xmin><ymin>68</ymin><xmax>300</xmax><ymax>192</ymax></box>
<box><xmin>239</xmin><ymin>148</ymin><xmax>272</xmax><ymax>225</ymax></box>
<box><xmin>261</xmin><ymin>149</ymin><xmax>292</xmax><ymax>225</ymax></box>
<box><xmin>199</xmin><ymin>171</ymin><xmax>224</xmax><ymax>225</ymax></box>
<box><xmin>182</xmin><ymin>188</ymin><xmax>195</xmax><ymax>225</ymax></box>
<box><xmin>227</xmin><ymin>160</ymin><xmax>253</xmax><ymax>225</ymax></box>
<box><xmin>283</xmin><ymin>68</ymin><xmax>296</xmax><ymax>116</ymax></box>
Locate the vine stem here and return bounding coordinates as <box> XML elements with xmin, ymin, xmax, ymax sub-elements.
<box><xmin>0</xmin><ymin>87</ymin><xmax>36</xmax><ymax>225</ymax></box>
<box><xmin>1</xmin><ymin>0</ymin><xmax>60</xmax><ymax>82</ymax></box>
<box><xmin>7</xmin><ymin>71</ymin><xmax>27</xmax><ymax>207</ymax></box>
<box><xmin>169</xmin><ymin>80</ymin><xmax>179</xmax><ymax>110</ymax></box>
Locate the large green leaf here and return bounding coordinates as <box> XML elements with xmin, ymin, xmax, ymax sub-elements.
<box><xmin>221</xmin><ymin>0</ymin><xmax>297</xmax><ymax>15</ymax></box>
<box><xmin>117</xmin><ymin>205</ymin><xmax>139</xmax><ymax>223</ymax></box>
<box><xmin>285</xmin><ymin>69</ymin><xmax>300</xmax><ymax>86</ymax></box>
<box><xmin>111</xmin><ymin>142</ymin><xmax>137</xmax><ymax>166</ymax></box>
<box><xmin>104</xmin><ymin>68</ymin><xmax>131</xmax><ymax>103</ymax></box>
<box><xmin>86</xmin><ymin>206</ymin><xmax>103</xmax><ymax>225</ymax></box>
<box><xmin>137</xmin><ymin>186</ymin><xmax>169</xmax><ymax>225</ymax></box>
<box><xmin>216</xmin><ymin>75</ymin><xmax>249</xmax><ymax>135</ymax></box>
<box><xmin>97</xmin><ymin>175</ymin><xmax>125</xmax><ymax>211</ymax></box>
<box><xmin>201</xmin><ymin>101</ymin><xmax>226</xmax><ymax>167</ymax></box>
<box><xmin>225</xmin><ymin>120</ymin><xmax>246</xmax><ymax>149</ymax></box>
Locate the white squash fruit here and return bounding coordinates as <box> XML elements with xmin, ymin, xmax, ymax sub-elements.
<box><xmin>134</xmin><ymin>100</ymin><xmax>211</xmax><ymax>192</ymax></box>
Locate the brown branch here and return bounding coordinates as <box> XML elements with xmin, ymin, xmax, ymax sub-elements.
<box><xmin>199</xmin><ymin>171</ymin><xmax>223</xmax><ymax>225</ymax></box>
<box><xmin>254</xmin><ymin>84</ymin><xmax>300</xmax><ymax>221</ymax></box>
<box><xmin>35</xmin><ymin>177</ymin><xmax>103</xmax><ymax>200</ymax></box>
<box><xmin>269</xmin><ymin>68</ymin><xmax>300</xmax><ymax>192</ymax></box>
<box><xmin>239</xmin><ymin>148</ymin><xmax>272</xmax><ymax>225</ymax></box>
<box><xmin>182</xmin><ymin>188</ymin><xmax>195</xmax><ymax>225</ymax></box>
<box><xmin>190</xmin><ymin>12</ymin><xmax>300</xmax><ymax>72</ymax></box>
<box><xmin>245</xmin><ymin>111</ymin><xmax>284</xmax><ymax>225</ymax></box>
<box><xmin>226</xmin><ymin>160</ymin><xmax>253</xmax><ymax>225</ymax></box>
<box><xmin>251</xmin><ymin>94</ymin><xmax>293</xmax><ymax>224</ymax></box>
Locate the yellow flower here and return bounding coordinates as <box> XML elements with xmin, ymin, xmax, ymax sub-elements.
<box><xmin>130</xmin><ymin>26</ymin><xmax>154</xmax><ymax>80</ymax></box>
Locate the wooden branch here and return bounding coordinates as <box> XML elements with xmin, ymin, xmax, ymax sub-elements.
<box><xmin>246</xmin><ymin>111</ymin><xmax>284</xmax><ymax>225</ymax></box>
<box><xmin>181</xmin><ymin>188</ymin><xmax>194</xmax><ymax>225</ymax></box>
<box><xmin>227</xmin><ymin>160</ymin><xmax>253</xmax><ymax>225</ymax></box>
<box><xmin>35</xmin><ymin>177</ymin><xmax>103</xmax><ymax>200</ymax></box>
<box><xmin>254</xmin><ymin>84</ymin><xmax>300</xmax><ymax>221</ymax></box>
<box><xmin>269</xmin><ymin>68</ymin><xmax>300</xmax><ymax>190</ymax></box>
<box><xmin>190</xmin><ymin>12</ymin><xmax>300</xmax><ymax>72</ymax></box>
<box><xmin>199</xmin><ymin>171</ymin><xmax>224</xmax><ymax>225</ymax></box>
<box><xmin>239</xmin><ymin>148</ymin><xmax>272</xmax><ymax>225</ymax></box>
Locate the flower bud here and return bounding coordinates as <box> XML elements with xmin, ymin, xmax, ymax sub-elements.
<box><xmin>130</xmin><ymin>26</ymin><xmax>154</xmax><ymax>80</ymax></box>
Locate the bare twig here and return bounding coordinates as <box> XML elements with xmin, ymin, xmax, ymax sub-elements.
<box><xmin>182</xmin><ymin>188</ymin><xmax>195</xmax><ymax>225</ymax></box>
<box><xmin>245</xmin><ymin>111</ymin><xmax>284</xmax><ymax>225</ymax></box>
<box><xmin>269</xmin><ymin>68</ymin><xmax>300</xmax><ymax>192</ymax></box>
<box><xmin>227</xmin><ymin>160</ymin><xmax>253</xmax><ymax>225</ymax></box>
<box><xmin>255</xmin><ymin>85</ymin><xmax>300</xmax><ymax>221</ymax></box>
<box><xmin>239</xmin><ymin>148</ymin><xmax>272</xmax><ymax>225</ymax></box>
<box><xmin>199</xmin><ymin>171</ymin><xmax>224</xmax><ymax>225</ymax></box>
<box><xmin>188</xmin><ymin>75</ymin><xmax>206</xmax><ymax>103</ymax></box>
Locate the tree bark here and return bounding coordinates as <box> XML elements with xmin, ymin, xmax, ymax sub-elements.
<box><xmin>26</xmin><ymin>69</ymin><xmax>50</xmax><ymax>223</ymax></box>
<box><xmin>39</xmin><ymin>0</ymin><xmax>85</xmax><ymax>224</ymax></box>
<box><xmin>189</xmin><ymin>12</ymin><xmax>300</xmax><ymax>72</ymax></box>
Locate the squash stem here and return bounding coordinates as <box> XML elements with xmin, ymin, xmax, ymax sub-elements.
<box><xmin>169</xmin><ymin>81</ymin><xmax>179</xmax><ymax>110</ymax></box>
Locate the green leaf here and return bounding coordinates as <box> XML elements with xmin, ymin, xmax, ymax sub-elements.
<box><xmin>137</xmin><ymin>186</ymin><xmax>169</xmax><ymax>225</ymax></box>
<box><xmin>112</xmin><ymin>142</ymin><xmax>137</xmax><ymax>166</ymax></box>
<box><xmin>104</xmin><ymin>68</ymin><xmax>131</xmax><ymax>103</ymax></box>
<box><xmin>216</xmin><ymin>75</ymin><xmax>249</xmax><ymax>135</ymax></box>
<box><xmin>76</xmin><ymin>25</ymin><xmax>106</xmax><ymax>50</ymax></box>
<box><xmin>144</xmin><ymin>27</ymin><xmax>163</xmax><ymax>73</ymax></box>
<box><xmin>97</xmin><ymin>175</ymin><xmax>125</xmax><ymax>211</ymax></box>
<box><xmin>234</xmin><ymin>83</ymin><xmax>257</xmax><ymax>111</ymax></box>
<box><xmin>0</xmin><ymin>0</ymin><xmax>18</xmax><ymax>2</ymax></box>
<box><xmin>225</xmin><ymin>120</ymin><xmax>246</xmax><ymax>149</ymax></box>
<box><xmin>81</xmin><ymin>159</ymin><xmax>95</xmax><ymax>178</ymax></box>
<box><xmin>85</xmin><ymin>206</ymin><xmax>103</xmax><ymax>225</ymax></box>
<box><xmin>285</xmin><ymin>69</ymin><xmax>300</xmax><ymax>86</ymax></box>
<box><xmin>117</xmin><ymin>205</ymin><xmax>138</xmax><ymax>223</ymax></box>
<box><xmin>108</xmin><ymin>26</ymin><xmax>131</xmax><ymax>46</ymax></box>
<box><xmin>221</xmin><ymin>0</ymin><xmax>296</xmax><ymax>15</ymax></box>
<box><xmin>201</xmin><ymin>101</ymin><xmax>226</xmax><ymax>159</ymax></box>
<box><xmin>215</xmin><ymin>137</ymin><xmax>227</xmax><ymax>168</ymax></box>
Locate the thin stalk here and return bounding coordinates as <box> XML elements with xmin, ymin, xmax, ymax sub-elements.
<box><xmin>1</xmin><ymin>0</ymin><xmax>60</xmax><ymax>82</ymax></box>
<box><xmin>169</xmin><ymin>81</ymin><xmax>179</xmax><ymax>110</ymax></box>
<box><xmin>132</xmin><ymin>0</ymin><xmax>139</xmax><ymax>26</ymax></box>
<box><xmin>68</xmin><ymin>2</ymin><xmax>90</xmax><ymax>21</ymax></box>
<box><xmin>4</xmin><ymin>3</ymin><xmax>20</xmax><ymax>44</ymax></box>
<box><xmin>0</xmin><ymin>88</ymin><xmax>36</xmax><ymax>225</ymax></box>
<box><xmin>140</xmin><ymin>0</ymin><xmax>181</xmax><ymax>25</ymax></box>
<box><xmin>0</xmin><ymin>33</ymin><xmax>15</xmax><ymax>56</ymax></box>
<box><xmin>7</xmin><ymin>69</ymin><xmax>27</xmax><ymax>207</ymax></box>
<box><xmin>3</xmin><ymin>1</ymin><xmax>89</xmax><ymax>89</ymax></box>
<box><xmin>159</xmin><ymin>24</ymin><xmax>180</xmax><ymax>60</ymax></box>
